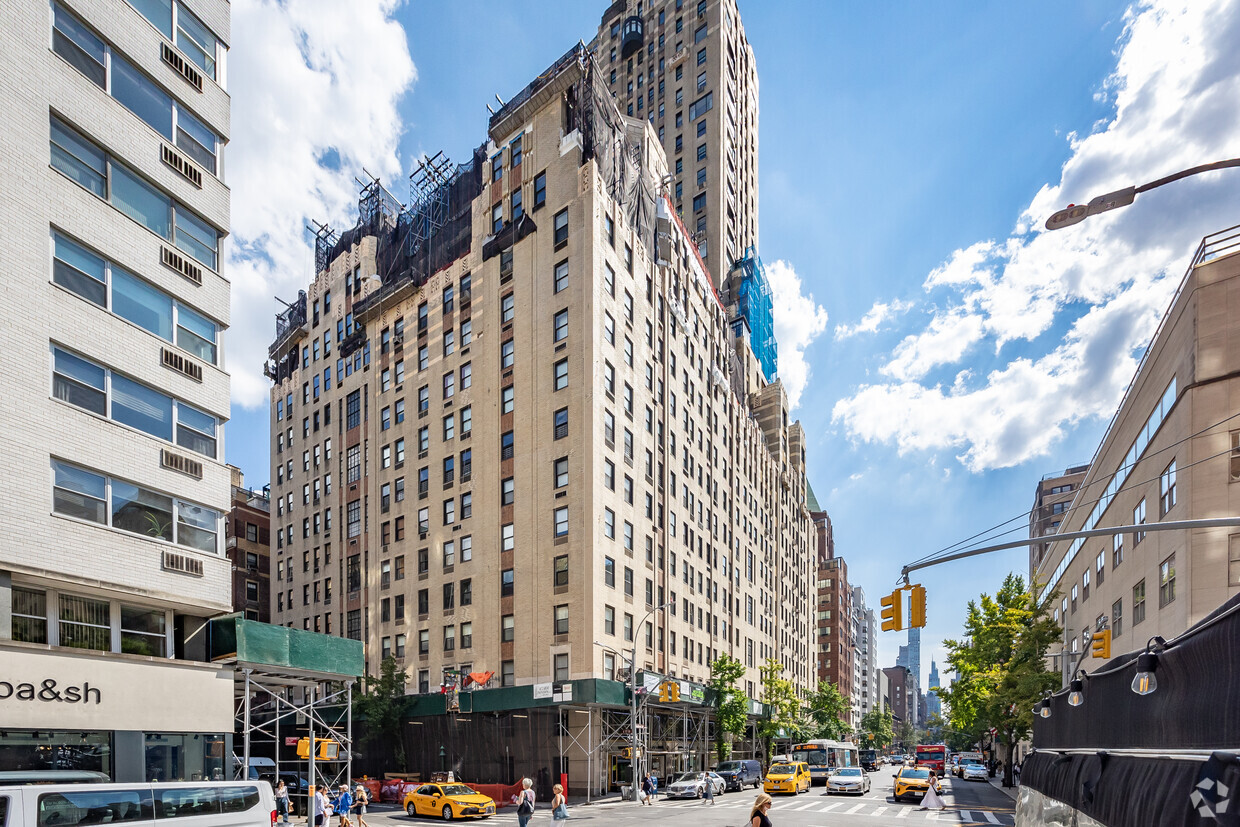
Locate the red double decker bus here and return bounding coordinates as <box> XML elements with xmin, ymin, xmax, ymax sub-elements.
<box><xmin>914</xmin><ymin>744</ymin><xmax>948</xmax><ymax>774</ymax></box>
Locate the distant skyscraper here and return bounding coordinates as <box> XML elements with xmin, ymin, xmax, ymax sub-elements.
<box><xmin>926</xmin><ymin>660</ymin><xmax>942</xmax><ymax>720</ymax></box>
<box><xmin>908</xmin><ymin>627</ymin><xmax>922</xmax><ymax>692</ymax></box>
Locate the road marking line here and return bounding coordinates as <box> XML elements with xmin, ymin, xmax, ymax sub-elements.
<box><xmin>812</xmin><ymin>802</ymin><xmax>840</xmax><ymax>812</ymax></box>
<box><xmin>892</xmin><ymin>805</ymin><xmax>909</xmax><ymax>817</ymax></box>
<box><xmin>868</xmin><ymin>807</ymin><xmax>887</xmax><ymax>818</ymax></box>
<box><xmin>959</xmin><ymin>811</ymin><xmax>973</xmax><ymax>822</ymax></box>
<box><xmin>983</xmin><ymin>811</ymin><xmax>1001</xmax><ymax>824</ymax></box>
<box><xmin>789</xmin><ymin>801</ymin><xmax>820</xmax><ymax>810</ymax></box>
<box><xmin>843</xmin><ymin>803</ymin><xmax>865</xmax><ymax>814</ymax></box>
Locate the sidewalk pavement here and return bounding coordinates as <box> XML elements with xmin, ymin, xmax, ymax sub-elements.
<box><xmin>986</xmin><ymin>776</ymin><xmax>1019</xmax><ymax>802</ymax></box>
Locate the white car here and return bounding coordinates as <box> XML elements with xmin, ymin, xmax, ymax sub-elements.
<box><xmin>664</xmin><ymin>772</ymin><xmax>710</xmax><ymax>799</ymax></box>
<box><xmin>962</xmin><ymin>762</ymin><xmax>989</xmax><ymax>781</ymax></box>
<box><xmin>825</xmin><ymin>767</ymin><xmax>870</xmax><ymax>795</ymax></box>
<box><xmin>705</xmin><ymin>772</ymin><xmax>727</xmax><ymax>795</ymax></box>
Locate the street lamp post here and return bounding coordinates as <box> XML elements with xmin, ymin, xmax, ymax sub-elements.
<box><xmin>1045</xmin><ymin>158</ymin><xmax>1240</xmax><ymax>230</ymax></box>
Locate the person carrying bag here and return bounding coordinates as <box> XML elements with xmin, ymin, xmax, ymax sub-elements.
<box><xmin>551</xmin><ymin>784</ymin><xmax>568</xmax><ymax>820</ymax></box>
<box><xmin>516</xmin><ymin>778</ymin><xmax>536</xmax><ymax>827</ymax></box>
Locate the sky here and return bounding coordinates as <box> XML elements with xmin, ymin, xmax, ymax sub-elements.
<box><xmin>223</xmin><ymin>0</ymin><xmax>1240</xmax><ymax>692</ymax></box>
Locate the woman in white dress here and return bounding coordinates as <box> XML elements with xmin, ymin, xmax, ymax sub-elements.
<box><xmin>919</xmin><ymin>772</ymin><xmax>946</xmax><ymax>810</ymax></box>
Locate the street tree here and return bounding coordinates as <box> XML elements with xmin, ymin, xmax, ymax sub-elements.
<box><xmin>857</xmin><ymin>707</ymin><xmax>894</xmax><ymax>750</ymax></box>
<box><xmin>895</xmin><ymin>718</ymin><xmax>918</xmax><ymax>751</ymax></box>
<box><xmin>807</xmin><ymin>681</ymin><xmax>850</xmax><ymax>741</ymax></box>
<box><xmin>355</xmin><ymin>656</ymin><xmax>408</xmax><ymax>770</ymax></box>
<box><xmin>938</xmin><ymin>573</ymin><xmax>1060</xmax><ymax>787</ymax></box>
<box><xmin>708</xmin><ymin>653</ymin><xmax>749</xmax><ymax>762</ymax></box>
<box><xmin>758</xmin><ymin>658</ymin><xmax>802</xmax><ymax>763</ymax></box>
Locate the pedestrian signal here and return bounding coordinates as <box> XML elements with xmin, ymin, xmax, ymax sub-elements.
<box><xmin>1091</xmin><ymin>630</ymin><xmax>1112</xmax><ymax>660</ymax></box>
<box><xmin>880</xmin><ymin>590</ymin><xmax>903</xmax><ymax>632</ymax></box>
<box><xmin>909</xmin><ymin>585</ymin><xmax>927</xmax><ymax>629</ymax></box>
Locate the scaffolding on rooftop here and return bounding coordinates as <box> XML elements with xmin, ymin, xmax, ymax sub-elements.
<box><xmin>732</xmin><ymin>246</ymin><xmax>778</xmax><ymax>381</ymax></box>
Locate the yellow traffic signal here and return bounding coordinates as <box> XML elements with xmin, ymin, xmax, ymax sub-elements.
<box><xmin>668</xmin><ymin>682</ymin><xmax>680</xmax><ymax>702</ymax></box>
<box><xmin>1091</xmin><ymin>630</ymin><xmax>1112</xmax><ymax>660</ymax></box>
<box><xmin>622</xmin><ymin>747</ymin><xmax>632</xmax><ymax>759</ymax></box>
<box><xmin>296</xmin><ymin>738</ymin><xmax>340</xmax><ymax>760</ymax></box>
<box><xmin>658</xmin><ymin>682</ymin><xmax>670</xmax><ymax>703</ymax></box>
<box><xmin>880</xmin><ymin>589</ymin><xmax>904</xmax><ymax>632</ymax></box>
<box><xmin>909</xmin><ymin>585</ymin><xmax>926</xmax><ymax>629</ymax></box>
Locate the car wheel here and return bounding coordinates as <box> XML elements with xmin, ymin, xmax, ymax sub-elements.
<box><xmin>442</xmin><ymin>805</ymin><xmax>453</xmax><ymax>821</ymax></box>
<box><xmin>407</xmin><ymin>803</ymin><xmax>417</xmax><ymax>817</ymax></box>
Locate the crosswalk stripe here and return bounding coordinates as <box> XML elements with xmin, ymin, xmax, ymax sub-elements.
<box><xmin>892</xmin><ymin>806</ymin><xmax>909</xmax><ymax>818</ymax></box>
<box><xmin>813</xmin><ymin>802</ymin><xmax>840</xmax><ymax>813</ymax></box>
<box><xmin>868</xmin><ymin>806</ymin><xmax>887</xmax><ymax>818</ymax></box>
<box><xmin>960</xmin><ymin>810</ymin><xmax>973</xmax><ymax>821</ymax></box>
<box><xmin>983</xmin><ymin>810</ymin><xmax>1002</xmax><ymax>824</ymax></box>
<box><xmin>843</xmin><ymin>803</ymin><xmax>865</xmax><ymax>814</ymax></box>
<box><xmin>789</xmin><ymin>801</ymin><xmax>819</xmax><ymax>810</ymax></box>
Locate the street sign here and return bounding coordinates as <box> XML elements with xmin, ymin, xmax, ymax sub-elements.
<box><xmin>285</xmin><ymin>736</ymin><xmax>300</xmax><ymax>747</ymax></box>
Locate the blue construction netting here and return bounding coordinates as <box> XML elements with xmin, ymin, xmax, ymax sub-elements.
<box><xmin>734</xmin><ymin>246</ymin><xmax>778</xmax><ymax>380</ymax></box>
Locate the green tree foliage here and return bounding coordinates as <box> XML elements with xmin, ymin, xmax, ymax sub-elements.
<box><xmin>807</xmin><ymin>681</ymin><xmax>850</xmax><ymax>741</ymax></box>
<box><xmin>938</xmin><ymin>573</ymin><xmax>1060</xmax><ymax>786</ymax></box>
<box><xmin>857</xmin><ymin>708</ymin><xmax>894</xmax><ymax>749</ymax></box>
<box><xmin>922</xmin><ymin>713</ymin><xmax>946</xmax><ymax>744</ymax></box>
<box><xmin>758</xmin><ymin>658</ymin><xmax>802</xmax><ymax>763</ymax></box>
<box><xmin>354</xmin><ymin>657</ymin><xmax>408</xmax><ymax>769</ymax></box>
<box><xmin>708</xmin><ymin>654</ymin><xmax>749</xmax><ymax>762</ymax></box>
<box><xmin>895</xmin><ymin>718</ymin><xmax>919</xmax><ymax>750</ymax></box>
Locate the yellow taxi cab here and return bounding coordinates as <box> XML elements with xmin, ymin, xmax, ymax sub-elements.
<box><xmin>403</xmin><ymin>782</ymin><xmax>496</xmax><ymax>820</ymax></box>
<box><xmin>893</xmin><ymin>766</ymin><xmax>943</xmax><ymax>803</ymax></box>
<box><xmin>763</xmin><ymin>761</ymin><xmax>811</xmax><ymax>795</ymax></box>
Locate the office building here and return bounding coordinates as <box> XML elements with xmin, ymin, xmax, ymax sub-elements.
<box><xmin>226</xmin><ymin>467</ymin><xmax>272</xmax><ymax>622</ymax></box>
<box><xmin>1035</xmin><ymin>227</ymin><xmax>1240</xmax><ymax>682</ymax></box>
<box><xmin>0</xmin><ymin>0</ymin><xmax>234</xmax><ymax>779</ymax></box>
<box><xmin>853</xmin><ymin>586</ymin><xmax>879</xmax><ymax>721</ymax></box>
<box><xmin>883</xmin><ymin>665</ymin><xmax>915</xmax><ymax>728</ymax></box>
<box><xmin>925</xmin><ymin>659</ymin><xmax>941</xmax><ymax>720</ymax></box>
<box><xmin>266</xmin><ymin>44</ymin><xmax>817</xmax><ymax>789</ymax></box>
<box><xmin>1029</xmin><ymin>465</ymin><xmax>1089</xmax><ymax>574</ymax></box>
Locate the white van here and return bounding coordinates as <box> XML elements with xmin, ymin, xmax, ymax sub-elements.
<box><xmin>0</xmin><ymin>780</ymin><xmax>276</xmax><ymax>827</ymax></box>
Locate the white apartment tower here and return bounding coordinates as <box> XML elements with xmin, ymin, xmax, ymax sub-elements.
<box><xmin>0</xmin><ymin>0</ymin><xmax>233</xmax><ymax>780</ymax></box>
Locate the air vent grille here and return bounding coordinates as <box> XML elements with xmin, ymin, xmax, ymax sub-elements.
<box><xmin>160</xmin><ymin>42</ymin><xmax>203</xmax><ymax>91</ymax></box>
<box><xmin>161</xmin><ymin>347</ymin><xmax>204</xmax><ymax>382</ymax></box>
<box><xmin>161</xmin><ymin>246</ymin><xmax>203</xmax><ymax>284</ymax></box>
<box><xmin>161</xmin><ymin>144</ymin><xmax>203</xmax><ymax>188</ymax></box>
<box><xmin>161</xmin><ymin>448</ymin><xmax>203</xmax><ymax>479</ymax></box>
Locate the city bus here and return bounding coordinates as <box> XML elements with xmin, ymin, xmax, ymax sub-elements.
<box><xmin>789</xmin><ymin>741</ymin><xmax>859</xmax><ymax>785</ymax></box>
<box><xmin>914</xmin><ymin>744</ymin><xmax>949</xmax><ymax>774</ymax></box>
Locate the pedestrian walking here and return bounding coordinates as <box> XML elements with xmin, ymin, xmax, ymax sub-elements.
<box><xmin>516</xmin><ymin>778</ymin><xmax>536</xmax><ymax>827</ymax></box>
<box><xmin>640</xmin><ymin>773</ymin><xmax>654</xmax><ymax>806</ymax></box>
<box><xmin>334</xmin><ymin>785</ymin><xmax>353</xmax><ymax>827</ymax></box>
<box><xmin>748</xmin><ymin>793</ymin><xmax>773</xmax><ymax>827</ymax></box>
<box><xmin>275</xmin><ymin>781</ymin><xmax>290</xmax><ymax>824</ymax></box>
<box><xmin>352</xmin><ymin>784</ymin><xmax>370</xmax><ymax>827</ymax></box>
<box><xmin>313</xmin><ymin>787</ymin><xmax>330</xmax><ymax>827</ymax></box>
<box><xmin>551</xmin><ymin>784</ymin><xmax>568</xmax><ymax>820</ymax></box>
<box><xmin>701</xmin><ymin>773</ymin><xmax>714</xmax><ymax>805</ymax></box>
<box><xmin>918</xmin><ymin>772</ymin><xmax>946</xmax><ymax>811</ymax></box>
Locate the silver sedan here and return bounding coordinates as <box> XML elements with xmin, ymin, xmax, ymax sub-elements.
<box><xmin>825</xmin><ymin>767</ymin><xmax>870</xmax><ymax>795</ymax></box>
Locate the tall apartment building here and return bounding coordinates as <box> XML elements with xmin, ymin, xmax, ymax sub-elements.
<box><xmin>267</xmin><ymin>45</ymin><xmax>816</xmax><ymax>787</ymax></box>
<box><xmin>226</xmin><ymin>467</ymin><xmax>272</xmax><ymax>622</ymax></box>
<box><xmin>1035</xmin><ymin>227</ymin><xmax>1240</xmax><ymax>683</ymax></box>
<box><xmin>1029</xmin><ymin>464</ymin><xmax>1089</xmax><ymax>575</ymax></box>
<box><xmin>853</xmin><ymin>586</ymin><xmax>879</xmax><ymax>722</ymax></box>
<box><xmin>811</xmin><ymin>500</ymin><xmax>853</xmax><ymax>722</ymax></box>
<box><xmin>0</xmin><ymin>0</ymin><xmax>234</xmax><ymax>779</ymax></box>
<box><xmin>882</xmin><ymin>665</ymin><xmax>915</xmax><ymax>728</ymax></box>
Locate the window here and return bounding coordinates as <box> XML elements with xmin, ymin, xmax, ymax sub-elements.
<box><xmin>1113</xmin><ymin>533</ymin><xmax>1124</xmax><ymax>568</ymax></box>
<box><xmin>53</xmin><ymin>347</ymin><xmax>218</xmax><ymax>457</ymax></box>
<box><xmin>554</xmin><ymin>457</ymin><xmax>569</xmax><ymax>488</ymax></box>
<box><xmin>554</xmin><ymin>605</ymin><xmax>569</xmax><ymax>635</ymax></box>
<box><xmin>693</xmin><ymin>192</ymin><xmax>706</xmax><ymax>212</ymax></box>
<box><xmin>553</xmin><ymin>555</ymin><xmax>569</xmax><ymax>588</ymax></box>
<box><xmin>502</xmin><ymin>660</ymin><xmax>515</xmax><ymax>687</ymax></box>
<box><xmin>1160</xmin><ymin>460</ymin><xmax>1177</xmax><ymax>515</ymax></box>
<box><xmin>491</xmin><ymin>154</ymin><xmax>502</xmax><ymax>182</ymax></box>
<box><xmin>624</xmin><ymin>613</ymin><xmax>634</xmax><ymax>642</ymax></box>
<box><xmin>604</xmin><ymin>508</ymin><xmax>615</xmax><ymax>539</ymax></box>
<box><xmin>554</xmin><ymin>309</ymin><xmax>569</xmax><ymax>342</ymax></box>
<box><xmin>554</xmin><ymin>260</ymin><xmax>569</xmax><ymax>293</ymax></box>
<box><xmin>511</xmin><ymin>188</ymin><xmax>523</xmax><ymax>223</ymax></box>
<box><xmin>53</xmin><ymin>234</ymin><xmax>219</xmax><ymax>362</ymax></box>
<box><xmin>461</xmin><ymin>578</ymin><xmax>472</xmax><ymax>606</ymax></box>
<box><xmin>501</xmin><ymin>386</ymin><xmax>514</xmax><ymax>413</ymax></box>
<box><xmin>604</xmin><ymin>459</ymin><xmax>615</xmax><ymax>491</ymax></box>
<box><xmin>1133</xmin><ymin>580</ymin><xmax>1147</xmax><ymax>625</ymax></box>
<box><xmin>50</xmin><ymin>117</ymin><xmax>219</xmax><ymax>268</ymax></box>
<box><xmin>604</xmin><ymin>557</ymin><xmax>615</xmax><ymax>587</ymax></box>
<box><xmin>1133</xmin><ymin>499</ymin><xmax>1147</xmax><ymax>544</ymax></box>
<box><xmin>501</xmin><ymin>340</ymin><xmax>514</xmax><ymax>369</ymax></box>
<box><xmin>554</xmin><ymin>407</ymin><xmax>569</xmax><ymax>440</ymax></box>
<box><xmin>1096</xmin><ymin>549</ymin><xmax>1105</xmax><ymax>586</ymax></box>
<box><xmin>553</xmin><ymin>209</ymin><xmax>569</xmax><ymax>247</ymax></box>
<box><xmin>501</xmin><ymin>293</ymin><xmax>515</xmax><ymax>323</ymax></box>
<box><xmin>1159</xmin><ymin>553</ymin><xmax>1176</xmax><ymax>607</ymax></box>
<box><xmin>604</xmin><ymin>263</ymin><xmax>615</xmax><ymax>296</ymax></box>
<box><xmin>443</xmin><ymin>415</ymin><xmax>456</xmax><ymax>442</ymax></box>
<box><xmin>533</xmin><ymin>171</ymin><xmax>547</xmax><ymax>209</ymax></box>
<box><xmin>604</xmin><ymin>605</ymin><xmax>615</xmax><ymax>636</ymax></box>
<box><xmin>1082</xmin><ymin>568</ymin><xmax>1090</xmax><ymax>601</ymax></box>
<box><xmin>554</xmin><ymin>506</ymin><xmax>569</xmax><ymax>537</ymax></box>
<box><xmin>346</xmin><ymin>390</ymin><xmax>361</xmax><ymax>429</ymax></box>
<box><xmin>501</xmin><ymin>431</ymin><xmax>514</xmax><ymax>460</ymax></box>
<box><xmin>1112</xmin><ymin>598</ymin><xmax>1123</xmax><ymax>639</ymax></box>
<box><xmin>53</xmin><ymin>460</ymin><xmax>219</xmax><ymax>552</ymax></box>
<box><xmin>461</xmin><ymin>535</ymin><xmax>472</xmax><ymax>562</ymax></box>
<box><xmin>501</xmin><ymin>477</ymin><xmax>515</xmax><ymax>506</ymax></box>
<box><xmin>554</xmin><ymin>653</ymin><xmax>569</xmax><ymax>682</ymax></box>
<box><xmin>1070</xmin><ymin>584</ymin><xmax>1078</xmax><ymax>613</ymax></box>
<box><xmin>443</xmin><ymin>625</ymin><xmax>455</xmax><ymax>651</ymax></box>
<box><xmin>461</xmin><ymin>406</ymin><xmax>472</xmax><ymax>434</ymax></box>
<box><xmin>492</xmin><ymin>202</ymin><xmax>503</xmax><ymax>233</ymax></box>
<box><xmin>501</xmin><ymin>570</ymin><xmax>514</xmax><ymax>597</ymax></box>
<box><xmin>510</xmin><ymin>134</ymin><xmax>523</xmax><ymax>167</ymax></box>
<box><xmin>1232</xmin><ymin>534</ymin><xmax>1240</xmax><ymax>588</ymax></box>
<box><xmin>554</xmin><ymin>359</ymin><xmax>569</xmax><ymax>390</ymax></box>
<box><xmin>443</xmin><ymin>371</ymin><xmax>455</xmax><ymax>399</ymax></box>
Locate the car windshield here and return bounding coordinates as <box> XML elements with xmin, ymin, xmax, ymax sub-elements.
<box><xmin>716</xmin><ymin>762</ymin><xmax>740</xmax><ymax>771</ymax></box>
<box><xmin>440</xmin><ymin>785</ymin><xmax>476</xmax><ymax>796</ymax></box>
<box><xmin>769</xmin><ymin>764</ymin><xmax>795</xmax><ymax>774</ymax></box>
<box><xmin>671</xmin><ymin>773</ymin><xmax>699</xmax><ymax>784</ymax></box>
<box><xmin>903</xmin><ymin>769</ymin><xmax>930</xmax><ymax>780</ymax></box>
<box><xmin>836</xmin><ymin>769</ymin><xmax>862</xmax><ymax>777</ymax></box>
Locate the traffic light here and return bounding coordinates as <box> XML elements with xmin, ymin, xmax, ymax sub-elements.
<box><xmin>1091</xmin><ymin>629</ymin><xmax>1112</xmax><ymax>660</ymax></box>
<box><xmin>880</xmin><ymin>589</ymin><xmax>903</xmax><ymax>632</ymax></box>
<box><xmin>296</xmin><ymin>738</ymin><xmax>340</xmax><ymax>760</ymax></box>
<box><xmin>668</xmin><ymin>681</ymin><xmax>680</xmax><ymax>702</ymax></box>
<box><xmin>622</xmin><ymin>748</ymin><xmax>632</xmax><ymax>759</ymax></box>
<box><xmin>658</xmin><ymin>682</ymin><xmax>670</xmax><ymax>702</ymax></box>
<box><xmin>909</xmin><ymin>585</ymin><xmax>927</xmax><ymax>629</ymax></box>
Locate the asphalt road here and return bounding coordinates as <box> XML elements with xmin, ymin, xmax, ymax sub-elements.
<box><xmin>360</xmin><ymin>766</ymin><xmax>1017</xmax><ymax>827</ymax></box>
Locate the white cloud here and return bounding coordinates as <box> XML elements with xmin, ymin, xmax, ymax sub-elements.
<box><xmin>226</xmin><ymin>0</ymin><xmax>416</xmax><ymax>409</ymax></box>
<box><xmin>766</xmin><ymin>259</ymin><xmax>829</xmax><ymax>409</ymax></box>
<box><xmin>833</xmin><ymin>0</ymin><xmax>1240</xmax><ymax>471</ymax></box>
<box><xmin>834</xmin><ymin>298</ymin><xmax>913</xmax><ymax>340</ymax></box>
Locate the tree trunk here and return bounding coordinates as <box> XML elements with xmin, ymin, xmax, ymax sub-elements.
<box><xmin>1001</xmin><ymin>734</ymin><xmax>1013</xmax><ymax>788</ymax></box>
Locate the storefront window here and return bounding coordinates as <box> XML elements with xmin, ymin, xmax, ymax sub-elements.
<box><xmin>121</xmin><ymin>606</ymin><xmax>166</xmax><ymax>657</ymax></box>
<box><xmin>12</xmin><ymin>587</ymin><xmax>47</xmax><ymax>643</ymax></box>
<box><xmin>0</xmin><ymin>730</ymin><xmax>112</xmax><ymax>777</ymax></box>
<box><xmin>144</xmin><ymin>733</ymin><xmax>227</xmax><ymax>782</ymax></box>
<box><xmin>59</xmin><ymin>594</ymin><xmax>110</xmax><ymax>651</ymax></box>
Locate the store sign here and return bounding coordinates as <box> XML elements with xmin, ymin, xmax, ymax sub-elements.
<box><xmin>533</xmin><ymin>683</ymin><xmax>553</xmax><ymax>700</ymax></box>
<box><xmin>0</xmin><ymin>645</ymin><xmax>232</xmax><ymax>731</ymax></box>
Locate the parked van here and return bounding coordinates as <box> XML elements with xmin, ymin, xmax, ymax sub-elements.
<box><xmin>711</xmin><ymin>759</ymin><xmax>762</xmax><ymax>791</ymax></box>
<box><xmin>0</xmin><ymin>780</ymin><xmax>276</xmax><ymax>827</ymax></box>
<box><xmin>232</xmin><ymin>757</ymin><xmax>278</xmax><ymax>782</ymax></box>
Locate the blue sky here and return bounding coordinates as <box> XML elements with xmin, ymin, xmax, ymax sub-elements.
<box><xmin>224</xmin><ymin>0</ymin><xmax>1240</xmax><ymax>690</ymax></box>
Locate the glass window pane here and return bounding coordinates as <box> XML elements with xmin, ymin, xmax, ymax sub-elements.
<box><xmin>111</xmin><ymin>162</ymin><xmax>172</xmax><ymax>239</ymax></box>
<box><xmin>176</xmin><ymin>304</ymin><xmax>217</xmax><ymax>363</ymax></box>
<box><xmin>128</xmin><ymin>0</ymin><xmax>173</xmax><ymax>36</ymax></box>
<box><xmin>175</xmin><ymin>106</ymin><xmax>217</xmax><ymax>173</ymax></box>
<box><xmin>53</xmin><ymin>233</ymin><xmax>107</xmax><ymax>306</ymax></box>
<box><xmin>176</xmin><ymin>5</ymin><xmax>217</xmax><ymax>78</ymax></box>
<box><xmin>111</xmin><ymin>374</ymin><xmax>174</xmax><ymax>440</ymax></box>
<box><xmin>177</xmin><ymin>501</ymin><xmax>218</xmax><ymax>552</ymax></box>
<box><xmin>12</xmin><ymin>587</ymin><xmax>49</xmax><ymax>644</ymax></box>
<box><xmin>112</xmin><ymin>479</ymin><xmax>174</xmax><ymax>541</ymax></box>
<box><xmin>53</xmin><ymin>348</ymin><xmax>107</xmax><ymax>415</ymax></box>
<box><xmin>112</xmin><ymin>55</ymin><xmax>174</xmax><ymax>140</ymax></box>
<box><xmin>113</xmin><ymin>267</ymin><xmax>174</xmax><ymax>340</ymax></box>
<box><xmin>174</xmin><ymin>206</ymin><xmax>218</xmax><ymax>269</ymax></box>
<box><xmin>176</xmin><ymin>402</ymin><xmax>217</xmax><ymax>458</ymax></box>
<box><xmin>53</xmin><ymin>461</ymin><xmax>108</xmax><ymax>524</ymax></box>
<box><xmin>121</xmin><ymin>605</ymin><xmax>166</xmax><ymax>656</ymax></box>
<box><xmin>50</xmin><ymin>118</ymin><xmax>106</xmax><ymax>197</ymax></box>
<box><xmin>59</xmin><ymin>594</ymin><xmax>111</xmax><ymax>651</ymax></box>
<box><xmin>52</xmin><ymin>4</ymin><xmax>106</xmax><ymax>87</ymax></box>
